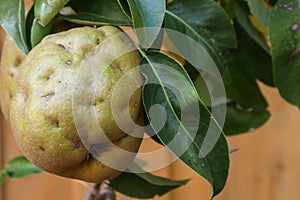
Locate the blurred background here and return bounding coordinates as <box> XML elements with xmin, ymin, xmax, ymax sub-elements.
<box><xmin>1</xmin><ymin>1</ymin><xmax>300</xmax><ymax>199</ymax></box>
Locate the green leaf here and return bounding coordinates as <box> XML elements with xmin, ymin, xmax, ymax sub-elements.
<box><xmin>234</xmin><ymin>0</ymin><xmax>274</xmax><ymax>87</ymax></box>
<box><xmin>62</xmin><ymin>0</ymin><xmax>131</xmax><ymax>26</ymax></box>
<box><xmin>127</xmin><ymin>0</ymin><xmax>165</xmax><ymax>48</ymax></box>
<box><xmin>60</xmin><ymin>12</ymin><xmax>131</xmax><ymax>26</ymax></box>
<box><xmin>0</xmin><ymin>156</ymin><xmax>42</xmax><ymax>184</ymax></box>
<box><xmin>34</xmin><ymin>0</ymin><xmax>70</xmax><ymax>26</ymax></box>
<box><xmin>245</xmin><ymin>0</ymin><xmax>270</xmax><ymax>26</ymax></box>
<box><xmin>26</xmin><ymin>5</ymin><xmax>35</xmax><ymax>50</ymax></box>
<box><xmin>234</xmin><ymin>0</ymin><xmax>270</xmax><ymax>53</ymax></box>
<box><xmin>26</xmin><ymin>3</ymin><xmax>54</xmax><ymax>50</ymax></box>
<box><xmin>194</xmin><ymin>75</ymin><xmax>211</xmax><ymax>106</ymax></box>
<box><xmin>233</xmin><ymin>19</ymin><xmax>274</xmax><ymax>87</ymax></box>
<box><xmin>165</xmin><ymin>0</ymin><xmax>237</xmax><ymax>71</ymax></box>
<box><xmin>223</xmin><ymin>61</ymin><xmax>267</xmax><ymax>110</ymax></box>
<box><xmin>0</xmin><ymin>169</ymin><xmax>6</xmax><ymax>184</ymax></box>
<box><xmin>269</xmin><ymin>0</ymin><xmax>300</xmax><ymax>107</ymax></box>
<box><xmin>140</xmin><ymin>51</ymin><xmax>229</xmax><ymax>197</ymax></box>
<box><xmin>0</xmin><ymin>0</ymin><xmax>28</xmax><ymax>53</ymax></box>
<box><xmin>30</xmin><ymin>18</ymin><xmax>53</xmax><ymax>48</ymax></box>
<box><xmin>109</xmin><ymin>170</ymin><xmax>188</xmax><ymax>199</ymax></box>
<box><xmin>117</xmin><ymin>0</ymin><xmax>132</xmax><ymax>19</ymax></box>
<box><xmin>220</xmin><ymin>0</ymin><xmax>236</xmax><ymax>19</ymax></box>
<box><xmin>219</xmin><ymin>22</ymin><xmax>270</xmax><ymax>135</ymax></box>
<box><xmin>184</xmin><ymin>61</ymin><xmax>200</xmax><ymax>82</ymax></box>
<box><xmin>269</xmin><ymin>0</ymin><xmax>279</xmax><ymax>6</ymax></box>
<box><xmin>222</xmin><ymin>103</ymin><xmax>270</xmax><ymax>134</ymax></box>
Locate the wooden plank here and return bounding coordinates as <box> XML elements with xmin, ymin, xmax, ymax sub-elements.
<box><xmin>215</xmin><ymin>84</ymin><xmax>300</xmax><ymax>200</ymax></box>
<box><xmin>0</xmin><ymin>113</ymin><xmax>3</xmax><ymax>200</ymax></box>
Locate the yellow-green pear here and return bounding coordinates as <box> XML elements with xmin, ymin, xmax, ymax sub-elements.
<box><xmin>0</xmin><ymin>35</ymin><xmax>26</xmax><ymax>120</ymax></box>
<box><xmin>10</xmin><ymin>26</ymin><xmax>143</xmax><ymax>183</ymax></box>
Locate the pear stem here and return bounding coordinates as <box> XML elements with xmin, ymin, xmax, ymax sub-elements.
<box><xmin>83</xmin><ymin>183</ymin><xmax>116</xmax><ymax>200</ymax></box>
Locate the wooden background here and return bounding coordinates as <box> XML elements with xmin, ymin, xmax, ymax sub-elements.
<box><xmin>1</xmin><ymin>5</ymin><xmax>300</xmax><ymax>200</ymax></box>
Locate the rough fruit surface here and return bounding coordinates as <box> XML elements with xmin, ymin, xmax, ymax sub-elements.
<box><xmin>0</xmin><ymin>35</ymin><xmax>26</xmax><ymax>120</ymax></box>
<box><xmin>9</xmin><ymin>26</ymin><xmax>143</xmax><ymax>182</ymax></box>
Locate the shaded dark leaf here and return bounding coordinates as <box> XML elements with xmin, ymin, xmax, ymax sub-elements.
<box><xmin>221</xmin><ymin>103</ymin><xmax>270</xmax><ymax>135</ymax></box>
<box><xmin>234</xmin><ymin>0</ymin><xmax>270</xmax><ymax>53</ymax></box>
<box><xmin>117</xmin><ymin>0</ymin><xmax>132</xmax><ymax>19</ymax></box>
<box><xmin>218</xmin><ymin>22</ymin><xmax>270</xmax><ymax>135</ymax></box>
<box><xmin>245</xmin><ymin>0</ymin><xmax>271</xmax><ymax>26</ymax></box>
<box><xmin>62</xmin><ymin>0</ymin><xmax>131</xmax><ymax>26</ymax></box>
<box><xmin>234</xmin><ymin>0</ymin><xmax>274</xmax><ymax>86</ymax></box>
<box><xmin>220</xmin><ymin>0</ymin><xmax>236</xmax><ymax>19</ymax></box>
<box><xmin>110</xmin><ymin>170</ymin><xmax>188</xmax><ymax>199</ymax></box>
<box><xmin>269</xmin><ymin>0</ymin><xmax>300</xmax><ymax>107</ymax></box>
<box><xmin>25</xmin><ymin>5</ymin><xmax>35</xmax><ymax>50</ymax></box>
<box><xmin>165</xmin><ymin>0</ymin><xmax>237</xmax><ymax>72</ymax></box>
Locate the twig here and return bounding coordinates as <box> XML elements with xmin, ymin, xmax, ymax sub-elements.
<box><xmin>83</xmin><ymin>183</ymin><xmax>100</xmax><ymax>200</ymax></box>
<box><xmin>83</xmin><ymin>183</ymin><xmax>116</xmax><ymax>200</ymax></box>
<box><xmin>99</xmin><ymin>183</ymin><xmax>116</xmax><ymax>200</ymax></box>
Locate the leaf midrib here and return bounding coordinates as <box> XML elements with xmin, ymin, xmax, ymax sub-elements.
<box><xmin>165</xmin><ymin>10</ymin><xmax>227</xmax><ymax>144</ymax></box>
<box><xmin>140</xmin><ymin>50</ymin><xmax>214</xmax><ymax>182</ymax></box>
<box><xmin>165</xmin><ymin>10</ymin><xmax>224</xmax><ymax>70</ymax></box>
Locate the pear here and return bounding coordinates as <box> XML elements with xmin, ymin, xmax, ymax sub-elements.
<box><xmin>0</xmin><ymin>35</ymin><xmax>26</xmax><ymax>120</ymax></box>
<box><xmin>9</xmin><ymin>26</ymin><xmax>143</xmax><ymax>182</ymax></box>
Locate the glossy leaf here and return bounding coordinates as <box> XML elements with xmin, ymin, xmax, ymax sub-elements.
<box><xmin>0</xmin><ymin>0</ymin><xmax>28</xmax><ymax>53</ymax></box>
<box><xmin>234</xmin><ymin>0</ymin><xmax>274</xmax><ymax>86</ymax></box>
<box><xmin>222</xmin><ymin>103</ymin><xmax>270</xmax><ymax>134</ymax></box>
<box><xmin>30</xmin><ymin>19</ymin><xmax>53</xmax><ymax>48</ymax></box>
<box><xmin>140</xmin><ymin>51</ymin><xmax>229</xmax><ymax>196</ymax></box>
<box><xmin>109</xmin><ymin>170</ymin><xmax>188</xmax><ymax>198</ymax></box>
<box><xmin>269</xmin><ymin>0</ymin><xmax>300</xmax><ymax>107</ymax></box>
<box><xmin>194</xmin><ymin>75</ymin><xmax>211</xmax><ymax>106</ymax></box>
<box><xmin>62</xmin><ymin>0</ymin><xmax>131</xmax><ymax>26</ymax></box>
<box><xmin>127</xmin><ymin>0</ymin><xmax>165</xmax><ymax>48</ymax></box>
<box><xmin>25</xmin><ymin>5</ymin><xmax>35</xmax><ymax>50</ymax></box>
<box><xmin>269</xmin><ymin>0</ymin><xmax>279</xmax><ymax>5</ymax></box>
<box><xmin>0</xmin><ymin>156</ymin><xmax>42</xmax><ymax>184</ymax></box>
<box><xmin>34</xmin><ymin>0</ymin><xmax>69</xmax><ymax>26</ymax></box>
<box><xmin>245</xmin><ymin>0</ymin><xmax>270</xmax><ymax>26</ymax></box>
<box><xmin>165</xmin><ymin>0</ymin><xmax>237</xmax><ymax>71</ymax></box>
<box><xmin>220</xmin><ymin>22</ymin><xmax>270</xmax><ymax>135</ymax></box>
<box><xmin>60</xmin><ymin>13</ymin><xmax>131</xmax><ymax>26</ymax></box>
<box><xmin>184</xmin><ymin>61</ymin><xmax>200</xmax><ymax>82</ymax></box>
<box><xmin>234</xmin><ymin>0</ymin><xmax>270</xmax><ymax>53</ymax></box>
<box><xmin>117</xmin><ymin>0</ymin><xmax>132</xmax><ymax>19</ymax></box>
<box><xmin>25</xmin><ymin>4</ymin><xmax>54</xmax><ymax>50</ymax></box>
<box><xmin>233</xmin><ymin>19</ymin><xmax>274</xmax><ymax>87</ymax></box>
<box><xmin>220</xmin><ymin>0</ymin><xmax>236</xmax><ymax>19</ymax></box>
